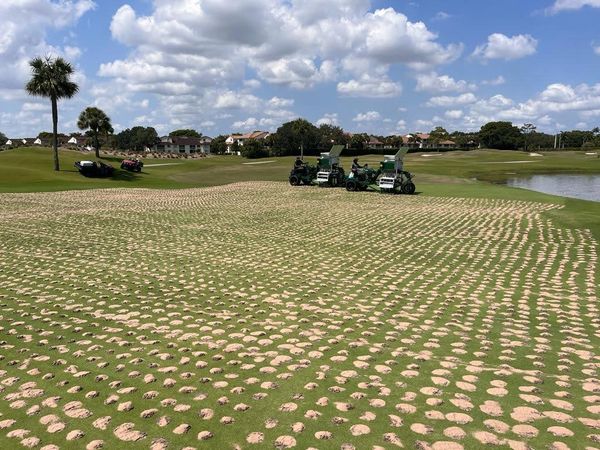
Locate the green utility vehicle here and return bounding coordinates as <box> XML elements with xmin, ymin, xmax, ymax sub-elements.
<box><xmin>289</xmin><ymin>160</ymin><xmax>318</xmax><ymax>185</ymax></box>
<box><xmin>316</xmin><ymin>145</ymin><xmax>346</xmax><ymax>187</ymax></box>
<box><xmin>377</xmin><ymin>148</ymin><xmax>416</xmax><ymax>194</ymax></box>
<box><xmin>345</xmin><ymin>165</ymin><xmax>381</xmax><ymax>191</ymax></box>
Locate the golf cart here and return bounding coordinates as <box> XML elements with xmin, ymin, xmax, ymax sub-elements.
<box><xmin>74</xmin><ymin>160</ymin><xmax>115</xmax><ymax>178</ymax></box>
<box><xmin>121</xmin><ymin>159</ymin><xmax>144</xmax><ymax>172</ymax></box>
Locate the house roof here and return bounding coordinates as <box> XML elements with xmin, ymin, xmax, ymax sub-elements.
<box><xmin>439</xmin><ymin>139</ymin><xmax>456</xmax><ymax>145</ymax></box>
<box><xmin>161</xmin><ymin>136</ymin><xmax>204</xmax><ymax>146</ymax></box>
<box><xmin>239</xmin><ymin>131</ymin><xmax>269</xmax><ymax>140</ymax></box>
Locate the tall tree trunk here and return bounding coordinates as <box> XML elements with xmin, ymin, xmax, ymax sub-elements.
<box><xmin>51</xmin><ymin>96</ymin><xmax>59</xmax><ymax>171</ymax></box>
<box><xmin>95</xmin><ymin>132</ymin><xmax>100</xmax><ymax>159</ymax></box>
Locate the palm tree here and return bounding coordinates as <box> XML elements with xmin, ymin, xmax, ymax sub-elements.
<box><xmin>25</xmin><ymin>56</ymin><xmax>79</xmax><ymax>171</ymax></box>
<box><xmin>77</xmin><ymin>107</ymin><xmax>112</xmax><ymax>158</ymax></box>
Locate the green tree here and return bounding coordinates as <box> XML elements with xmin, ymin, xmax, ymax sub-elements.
<box><xmin>429</xmin><ymin>126</ymin><xmax>449</xmax><ymax>144</ymax></box>
<box><xmin>349</xmin><ymin>133</ymin><xmax>370</xmax><ymax>153</ymax></box>
<box><xmin>0</xmin><ymin>131</ymin><xmax>6</xmax><ymax>146</ymax></box>
<box><xmin>407</xmin><ymin>134</ymin><xmax>422</xmax><ymax>146</ymax></box>
<box><xmin>210</xmin><ymin>135</ymin><xmax>228</xmax><ymax>154</ymax></box>
<box><xmin>383</xmin><ymin>135</ymin><xmax>404</xmax><ymax>148</ymax></box>
<box><xmin>77</xmin><ymin>107</ymin><xmax>112</xmax><ymax>158</ymax></box>
<box><xmin>169</xmin><ymin>129</ymin><xmax>202</xmax><ymax>138</ymax></box>
<box><xmin>318</xmin><ymin>124</ymin><xmax>348</xmax><ymax>151</ymax></box>
<box><xmin>38</xmin><ymin>131</ymin><xmax>66</xmax><ymax>140</ymax></box>
<box><xmin>115</xmin><ymin>127</ymin><xmax>158</xmax><ymax>151</ymax></box>
<box><xmin>25</xmin><ymin>56</ymin><xmax>79</xmax><ymax>171</ymax></box>
<box><xmin>272</xmin><ymin>119</ymin><xmax>320</xmax><ymax>156</ymax></box>
<box><xmin>449</xmin><ymin>131</ymin><xmax>479</xmax><ymax>148</ymax></box>
<box><xmin>527</xmin><ymin>131</ymin><xmax>554</xmax><ymax>149</ymax></box>
<box><xmin>240</xmin><ymin>139</ymin><xmax>268</xmax><ymax>158</ymax></box>
<box><xmin>520</xmin><ymin>123</ymin><xmax>536</xmax><ymax>151</ymax></box>
<box><xmin>561</xmin><ymin>130</ymin><xmax>594</xmax><ymax>148</ymax></box>
<box><xmin>479</xmin><ymin>121</ymin><xmax>522</xmax><ymax>150</ymax></box>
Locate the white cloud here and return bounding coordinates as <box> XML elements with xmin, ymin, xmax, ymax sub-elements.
<box><xmin>21</xmin><ymin>102</ymin><xmax>48</xmax><ymax>112</ymax></box>
<box><xmin>482</xmin><ymin>76</ymin><xmax>506</xmax><ymax>86</ymax></box>
<box><xmin>415</xmin><ymin>72</ymin><xmax>476</xmax><ymax>93</ymax></box>
<box><xmin>64</xmin><ymin>46</ymin><xmax>82</xmax><ymax>60</ymax></box>
<box><xmin>292</xmin><ymin>0</ymin><xmax>370</xmax><ymax>24</ymax></box>
<box><xmin>426</xmin><ymin>93</ymin><xmax>477</xmax><ymax>107</ymax></box>
<box><xmin>352</xmin><ymin>111</ymin><xmax>381</xmax><ymax>122</ymax></box>
<box><xmin>427</xmin><ymin>83</ymin><xmax>600</xmax><ymax>132</ymax></box>
<box><xmin>316</xmin><ymin>113</ymin><xmax>340</xmax><ymax>126</ymax></box>
<box><xmin>473</xmin><ymin>33</ymin><xmax>538</xmax><ymax>61</ymax></box>
<box><xmin>445</xmin><ymin>109</ymin><xmax>464</xmax><ymax>119</ymax></box>
<box><xmin>243</xmin><ymin>79</ymin><xmax>262</xmax><ymax>89</ymax></box>
<box><xmin>268</xmin><ymin>97</ymin><xmax>295</xmax><ymax>108</ymax></box>
<box><xmin>253</xmin><ymin>58</ymin><xmax>336</xmax><ymax>89</ymax></box>
<box><xmin>232</xmin><ymin>117</ymin><xmax>278</xmax><ymax>130</ymax></box>
<box><xmin>415</xmin><ymin>119</ymin><xmax>433</xmax><ymax>129</ymax></box>
<box><xmin>102</xmin><ymin>1</ymin><xmax>461</xmax><ymax>96</ymax></box>
<box><xmin>500</xmin><ymin>83</ymin><xmax>600</xmax><ymax>119</ymax></box>
<box><xmin>593</xmin><ymin>44</ymin><xmax>600</xmax><ymax>55</ymax></box>
<box><xmin>432</xmin><ymin>11</ymin><xmax>451</xmax><ymax>21</ymax></box>
<box><xmin>338</xmin><ymin>75</ymin><xmax>402</xmax><ymax>98</ymax></box>
<box><xmin>87</xmin><ymin>0</ymin><xmax>466</xmax><ymax>133</ymax></box>
<box><xmin>547</xmin><ymin>0</ymin><xmax>600</xmax><ymax>14</ymax></box>
<box><xmin>359</xmin><ymin>8</ymin><xmax>462</xmax><ymax>67</ymax></box>
<box><xmin>232</xmin><ymin>117</ymin><xmax>259</xmax><ymax>130</ymax></box>
<box><xmin>214</xmin><ymin>91</ymin><xmax>262</xmax><ymax>110</ymax></box>
<box><xmin>0</xmin><ymin>0</ymin><xmax>94</xmax><ymax>99</ymax></box>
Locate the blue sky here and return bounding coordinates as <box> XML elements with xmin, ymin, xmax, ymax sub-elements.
<box><xmin>2</xmin><ymin>0</ymin><xmax>600</xmax><ymax>138</ymax></box>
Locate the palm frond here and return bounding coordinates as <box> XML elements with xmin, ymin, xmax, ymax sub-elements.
<box><xmin>25</xmin><ymin>56</ymin><xmax>79</xmax><ymax>100</ymax></box>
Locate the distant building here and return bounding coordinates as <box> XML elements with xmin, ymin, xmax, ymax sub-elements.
<box><xmin>4</xmin><ymin>138</ymin><xmax>42</xmax><ymax>147</ymax></box>
<box><xmin>153</xmin><ymin>136</ymin><xmax>211</xmax><ymax>154</ymax></box>
<box><xmin>401</xmin><ymin>133</ymin><xmax>456</xmax><ymax>149</ymax></box>
<box><xmin>225</xmin><ymin>131</ymin><xmax>269</xmax><ymax>153</ymax></box>
<box><xmin>438</xmin><ymin>139</ymin><xmax>457</xmax><ymax>149</ymax></box>
<box><xmin>367</xmin><ymin>136</ymin><xmax>385</xmax><ymax>150</ymax></box>
<box><xmin>199</xmin><ymin>136</ymin><xmax>212</xmax><ymax>154</ymax></box>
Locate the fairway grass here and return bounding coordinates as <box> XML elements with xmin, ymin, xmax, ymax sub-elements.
<box><xmin>2</xmin><ymin>147</ymin><xmax>600</xmax><ymax>193</ymax></box>
<box><xmin>0</xmin><ymin>183</ymin><xmax>598</xmax><ymax>449</ymax></box>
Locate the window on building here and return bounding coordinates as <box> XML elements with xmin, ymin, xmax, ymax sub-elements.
<box><xmin>179</xmin><ymin>145</ymin><xmax>185</xmax><ymax>153</ymax></box>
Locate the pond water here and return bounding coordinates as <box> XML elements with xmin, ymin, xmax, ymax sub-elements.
<box><xmin>506</xmin><ymin>174</ymin><xmax>600</xmax><ymax>202</ymax></box>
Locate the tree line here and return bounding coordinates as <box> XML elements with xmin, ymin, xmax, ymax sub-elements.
<box><xmin>210</xmin><ymin>120</ymin><xmax>600</xmax><ymax>158</ymax></box>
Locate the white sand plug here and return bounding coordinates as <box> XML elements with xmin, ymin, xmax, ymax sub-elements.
<box><xmin>0</xmin><ymin>184</ymin><xmax>593</xmax><ymax>449</ymax></box>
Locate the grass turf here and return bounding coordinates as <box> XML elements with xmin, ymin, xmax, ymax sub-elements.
<box><xmin>0</xmin><ymin>147</ymin><xmax>598</xmax><ymax>448</ymax></box>
<box><xmin>3</xmin><ymin>146</ymin><xmax>598</xmax><ymax>239</ymax></box>
<box><xmin>0</xmin><ymin>184</ymin><xmax>598</xmax><ymax>449</ymax></box>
